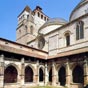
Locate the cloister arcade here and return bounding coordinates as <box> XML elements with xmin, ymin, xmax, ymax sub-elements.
<box><xmin>0</xmin><ymin>53</ymin><xmax>88</xmax><ymax>88</ymax></box>
<box><xmin>3</xmin><ymin>60</ymin><xmax>85</xmax><ymax>86</ymax></box>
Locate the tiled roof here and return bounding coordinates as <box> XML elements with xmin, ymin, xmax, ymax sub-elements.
<box><xmin>18</xmin><ymin>5</ymin><xmax>31</xmax><ymax>17</ymax></box>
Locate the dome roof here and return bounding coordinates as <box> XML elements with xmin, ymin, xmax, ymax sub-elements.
<box><xmin>70</xmin><ymin>0</ymin><xmax>88</xmax><ymax>21</ymax></box>
<box><xmin>39</xmin><ymin>18</ymin><xmax>67</xmax><ymax>30</ymax></box>
<box><xmin>77</xmin><ymin>0</ymin><xmax>87</xmax><ymax>7</ymax></box>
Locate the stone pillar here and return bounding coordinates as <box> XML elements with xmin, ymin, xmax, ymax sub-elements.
<box><xmin>0</xmin><ymin>54</ymin><xmax>4</xmax><ymax>88</ymax></box>
<box><xmin>52</xmin><ymin>61</ymin><xmax>57</xmax><ymax>86</ymax></box>
<box><xmin>34</xmin><ymin>60</ymin><xmax>39</xmax><ymax>85</ymax></box>
<box><xmin>66</xmin><ymin>59</ymin><xmax>71</xmax><ymax>88</ymax></box>
<box><xmin>84</xmin><ymin>58</ymin><xmax>88</xmax><ymax>86</ymax></box>
<box><xmin>21</xmin><ymin>57</ymin><xmax>25</xmax><ymax>88</ymax></box>
<box><xmin>56</xmin><ymin>71</ymin><xmax>60</xmax><ymax>85</ymax></box>
<box><xmin>44</xmin><ymin>62</ymin><xmax>48</xmax><ymax>85</ymax></box>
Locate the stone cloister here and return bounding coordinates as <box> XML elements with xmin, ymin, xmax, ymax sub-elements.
<box><xmin>0</xmin><ymin>52</ymin><xmax>88</xmax><ymax>88</ymax></box>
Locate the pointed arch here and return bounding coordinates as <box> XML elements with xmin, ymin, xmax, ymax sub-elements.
<box><xmin>25</xmin><ymin>66</ymin><xmax>33</xmax><ymax>82</ymax></box>
<box><xmin>39</xmin><ymin>67</ymin><xmax>44</xmax><ymax>82</ymax></box>
<box><xmin>4</xmin><ymin>65</ymin><xmax>18</xmax><ymax>83</ymax></box>
<box><xmin>58</xmin><ymin>66</ymin><xmax>66</xmax><ymax>86</ymax></box>
<box><xmin>76</xmin><ymin>21</ymin><xmax>84</xmax><ymax>40</ymax></box>
<box><xmin>72</xmin><ymin>65</ymin><xmax>84</xmax><ymax>83</ymax></box>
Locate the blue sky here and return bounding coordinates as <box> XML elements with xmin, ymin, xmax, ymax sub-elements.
<box><xmin>0</xmin><ymin>0</ymin><xmax>81</xmax><ymax>41</ymax></box>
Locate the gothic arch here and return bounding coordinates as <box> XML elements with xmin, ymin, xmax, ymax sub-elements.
<box><xmin>4</xmin><ymin>65</ymin><xmax>18</xmax><ymax>83</ymax></box>
<box><xmin>25</xmin><ymin>65</ymin><xmax>34</xmax><ymax>82</ymax></box>
<box><xmin>64</xmin><ymin>30</ymin><xmax>72</xmax><ymax>36</ymax></box>
<box><xmin>71</xmin><ymin>63</ymin><xmax>83</xmax><ymax>71</ymax></box>
<box><xmin>72</xmin><ymin>65</ymin><xmax>84</xmax><ymax>83</ymax></box>
<box><xmin>25</xmin><ymin>64</ymin><xmax>35</xmax><ymax>74</ymax></box>
<box><xmin>56</xmin><ymin>64</ymin><xmax>66</xmax><ymax>72</ymax></box>
<box><xmin>5</xmin><ymin>63</ymin><xmax>20</xmax><ymax>74</ymax></box>
<box><xmin>39</xmin><ymin>65</ymin><xmax>44</xmax><ymax>72</ymax></box>
<box><xmin>76</xmin><ymin>21</ymin><xmax>84</xmax><ymax>40</ymax></box>
<box><xmin>58</xmin><ymin>66</ymin><xmax>66</xmax><ymax>86</ymax></box>
<box><xmin>39</xmin><ymin>67</ymin><xmax>44</xmax><ymax>82</ymax></box>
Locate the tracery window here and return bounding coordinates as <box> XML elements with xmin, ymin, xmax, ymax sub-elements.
<box><xmin>76</xmin><ymin>21</ymin><xmax>84</xmax><ymax>40</ymax></box>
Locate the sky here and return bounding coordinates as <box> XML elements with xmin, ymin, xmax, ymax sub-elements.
<box><xmin>0</xmin><ymin>0</ymin><xmax>81</xmax><ymax>41</ymax></box>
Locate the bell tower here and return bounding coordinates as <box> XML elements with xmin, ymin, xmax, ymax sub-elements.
<box><xmin>16</xmin><ymin>5</ymin><xmax>49</xmax><ymax>47</ymax></box>
<box><xmin>16</xmin><ymin>6</ymin><xmax>36</xmax><ymax>45</ymax></box>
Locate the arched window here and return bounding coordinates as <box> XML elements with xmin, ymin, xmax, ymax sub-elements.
<box><xmin>58</xmin><ymin>66</ymin><xmax>66</xmax><ymax>86</ymax></box>
<box><xmin>72</xmin><ymin>65</ymin><xmax>84</xmax><ymax>83</ymax></box>
<box><xmin>49</xmin><ymin>68</ymin><xmax>52</xmax><ymax>82</ymax></box>
<box><xmin>76</xmin><ymin>21</ymin><xmax>84</xmax><ymax>40</ymax></box>
<box><xmin>65</xmin><ymin>33</ymin><xmax>70</xmax><ymax>46</ymax></box>
<box><xmin>39</xmin><ymin>68</ymin><xmax>44</xmax><ymax>82</ymax></box>
<box><xmin>30</xmin><ymin>26</ymin><xmax>33</xmax><ymax>34</ymax></box>
<box><xmin>25</xmin><ymin>66</ymin><xmax>33</xmax><ymax>82</ymax></box>
<box><xmin>4</xmin><ymin>65</ymin><xmax>18</xmax><ymax>83</ymax></box>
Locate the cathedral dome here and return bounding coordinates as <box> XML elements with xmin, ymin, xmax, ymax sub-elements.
<box><xmin>40</xmin><ymin>18</ymin><xmax>67</xmax><ymax>30</ymax></box>
<box><xmin>70</xmin><ymin>0</ymin><xmax>88</xmax><ymax>21</ymax></box>
<box><xmin>39</xmin><ymin>18</ymin><xmax>67</xmax><ymax>34</ymax></box>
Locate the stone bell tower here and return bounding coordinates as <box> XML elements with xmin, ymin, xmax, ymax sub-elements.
<box><xmin>16</xmin><ymin>6</ymin><xmax>36</xmax><ymax>45</ymax></box>
<box><xmin>16</xmin><ymin>5</ymin><xmax>49</xmax><ymax>46</ymax></box>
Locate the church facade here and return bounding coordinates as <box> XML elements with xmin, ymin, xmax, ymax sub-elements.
<box><xmin>0</xmin><ymin>0</ymin><xmax>88</xmax><ymax>88</ymax></box>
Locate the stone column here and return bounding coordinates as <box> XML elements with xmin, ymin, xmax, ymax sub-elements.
<box><xmin>66</xmin><ymin>59</ymin><xmax>71</xmax><ymax>87</ymax></box>
<box><xmin>21</xmin><ymin>57</ymin><xmax>25</xmax><ymax>88</ymax></box>
<box><xmin>84</xmin><ymin>58</ymin><xmax>88</xmax><ymax>86</ymax></box>
<box><xmin>44</xmin><ymin>62</ymin><xmax>48</xmax><ymax>85</ymax></box>
<box><xmin>52</xmin><ymin>61</ymin><xmax>57</xmax><ymax>86</ymax></box>
<box><xmin>56</xmin><ymin>70</ymin><xmax>60</xmax><ymax>85</ymax></box>
<box><xmin>0</xmin><ymin>54</ymin><xmax>4</xmax><ymax>88</ymax></box>
<box><xmin>34</xmin><ymin>60</ymin><xmax>39</xmax><ymax>85</ymax></box>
